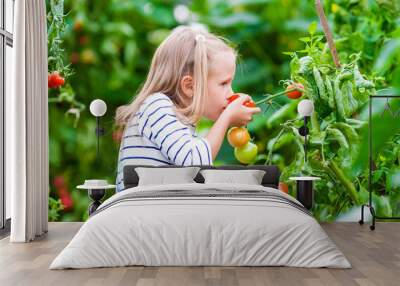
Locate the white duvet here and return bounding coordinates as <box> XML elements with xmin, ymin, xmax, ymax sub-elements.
<box><xmin>49</xmin><ymin>183</ymin><xmax>351</xmax><ymax>269</ymax></box>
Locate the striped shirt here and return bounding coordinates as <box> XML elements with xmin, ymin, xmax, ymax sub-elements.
<box><xmin>115</xmin><ymin>92</ymin><xmax>213</xmax><ymax>192</ymax></box>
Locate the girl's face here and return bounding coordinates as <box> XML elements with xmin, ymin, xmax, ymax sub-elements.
<box><xmin>204</xmin><ymin>50</ymin><xmax>236</xmax><ymax>121</ymax></box>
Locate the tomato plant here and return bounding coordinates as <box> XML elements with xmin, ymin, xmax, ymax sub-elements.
<box><xmin>262</xmin><ymin>21</ymin><xmax>400</xmax><ymax>221</ymax></box>
<box><xmin>47</xmin><ymin>0</ymin><xmax>400</xmax><ymax>222</ymax></box>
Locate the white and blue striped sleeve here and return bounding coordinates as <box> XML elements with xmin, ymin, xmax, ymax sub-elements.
<box><xmin>137</xmin><ymin>93</ymin><xmax>213</xmax><ymax>166</ymax></box>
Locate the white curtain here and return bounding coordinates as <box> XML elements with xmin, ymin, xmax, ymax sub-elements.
<box><xmin>7</xmin><ymin>0</ymin><xmax>48</xmax><ymax>242</ymax></box>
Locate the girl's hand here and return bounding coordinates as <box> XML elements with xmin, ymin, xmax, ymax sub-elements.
<box><xmin>222</xmin><ymin>93</ymin><xmax>261</xmax><ymax>127</ymax></box>
<box><xmin>205</xmin><ymin>93</ymin><xmax>260</xmax><ymax>161</ymax></box>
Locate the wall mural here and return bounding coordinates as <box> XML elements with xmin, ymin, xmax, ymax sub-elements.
<box><xmin>46</xmin><ymin>0</ymin><xmax>400</xmax><ymax>222</ymax></box>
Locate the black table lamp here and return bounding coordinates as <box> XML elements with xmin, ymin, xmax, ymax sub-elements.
<box><xmin>297</xmin><ymin>99</ymin><xmax>314</xmax><ymax>164</ymax></box>
<box><xmin>290</xmin><ymin>99</ymin><xmax>319</xmax><ymax>210</ymax></box>
<box><xmin>89</xmin><ymin>99</ymin><xmax>107</xmax><ymax>163</ymax></box>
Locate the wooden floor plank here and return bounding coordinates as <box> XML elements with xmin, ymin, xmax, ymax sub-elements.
<box><xmin>0</xmin><ymin>222</ymin><xmax>398</xmax><ymax>286</ymax></box>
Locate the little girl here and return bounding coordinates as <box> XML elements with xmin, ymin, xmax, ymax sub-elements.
<box><xmin>114</xmin><ymin>26</ymin><xmax>261</xmax><ymax>192</ymax></box>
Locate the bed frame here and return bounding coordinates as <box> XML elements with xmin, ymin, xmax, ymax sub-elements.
<box><xmin>123</xmin><ymin>165</ymin><xmax>281</xmax><ymax>189</ymax></box>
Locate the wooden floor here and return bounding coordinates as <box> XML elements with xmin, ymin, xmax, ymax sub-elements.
<box><xmin>0</xmin><ymin>222</ymin><xmax>399</xmax><ymax>286</ymax></box>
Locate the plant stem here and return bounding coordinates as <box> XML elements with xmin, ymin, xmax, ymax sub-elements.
<box><xmin>328</xmin><ymin>160</ymin><xmax>359</xmax><ymax>204</ymax></box>
<box><xmin>266</xmin><ymin>128</ymin><xmax>285</xmax><ymax>165</ymax></box>
<box><xmin>333</xmin><ymin>190</ymin><xmax>345</xmax><ymax>214</ymax></box>
<box><xmin>255</xmin><ymin>87</ymin><xmax>302</xmax><ymax>105</ymax></box>
<box><xmin>336</xmin><ymin>197</ymin><xmax>350</xmax><ymax>217</ymax></box>
<box><xmin>309</xmin><ymin>152</ymin><xmax>336</xmax><ymax>179</ymax></box>
<box><xmin>315</xmin><ymin>0</ymin><xmax>341</xmax><ymax>68</ymax></box>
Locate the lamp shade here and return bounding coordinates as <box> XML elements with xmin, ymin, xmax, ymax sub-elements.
<box><xmin>297</xmin><ymin>99</ymin><xmax>314</xmax><ymax>117</ymax></box>
<box><xmin>89</xmin><ymin>99</ymin><xmax>107</xmax><ymax>117</ymax></box>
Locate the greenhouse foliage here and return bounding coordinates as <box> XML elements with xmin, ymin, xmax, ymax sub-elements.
<box><xmin>46</xmin><ymin>0</ymin><xmax>400</xmax><ymax>222</ymax></box>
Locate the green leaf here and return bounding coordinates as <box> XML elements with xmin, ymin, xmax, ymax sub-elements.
<box><xmin>345</xmin><ymin>118</ymin><xmax>367</xmax><ymax>129</ymax></box>
<box><xmin>374</xmin><ymin>39</ymin><xmax>400</xmax><ymax>74</ymax></box>
<box><xmin>333</xmin><ymin>78</ymin><xmax>346</xmax><ymax>120</ymax></box>
<box><xmin>372</xmin><ymin>169</ymin><xmax>384</xmax><ymax>183</ymax></box>
<box><xmin>352</xmin><ymin>98</ymin><xmax>400</xmax><ymax>177</ymax></box>
<box><xmin>327</xmin><ymin>127</ymin><xmax>349</xmax><ymax>149</ymax></box>
<box><xmin>386</xmin><ymin>169</ymin><xmax>400</xmax><ymax>191</ymax></box>
<box><xmin>299</xmin><ymin>37</ymin><xmax>311</xmax><ymax>43</ymax></box>
<box><xmin>298</xmin><ymin>56</ymin><xmax>313</xmax><ymax>75</ymax></box>
<box><xmin>308</xmin><ymin>21</ymin><xmax>318</xmax><ymax>36</ymax></box>
<box><xmin>354</xmin><ymin>64</ymin><xmax>375</xmax><ymax>89</ymax></box>
<box><xmin>50</xmin><ymin>0</ymin><xmax>64</xmax><ymax>20</ymax></box>
<box><xmin>309</xmin><ymin>131</ymin><xmax>326</xmax><ymax>145</ymax></box>
<box><xmin>373</xmin><ymin>194</ymin><xmax>392</xmax><ymax>217</ymax></box>
<box><xmin>266</xmin><ymin>100</ymin><xmax>297</xmax><ymax>128</ymax></box>
<box><xmin>313</xmin><ymin>67</ymin><xmax>328</xmax><ymax>102</ymax></box>
<box><xmin>331</xmin><ymin>122</ymin><xmax>359</xmax><ymax>145</ymax></box>
<box><xmin>282</xmin><ymin>52</ymin><xmax>295</xmax><ymax>56</ymax></box>
<box><xmin>325</xmin><ymin>78</ymin><xmax>335</xmax><ymax>109</ymax></box>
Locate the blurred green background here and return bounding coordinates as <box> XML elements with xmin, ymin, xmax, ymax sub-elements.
<box><xmin>46</xmin><ymin>0</ymin><xmax>400</xmax><ymax>222</ymax></box>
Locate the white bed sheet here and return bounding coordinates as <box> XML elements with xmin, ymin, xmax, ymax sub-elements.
<box><xmin>50</xmin><ymin>183</ymin><xmax>351</xmax><ymax>269</ymax></box>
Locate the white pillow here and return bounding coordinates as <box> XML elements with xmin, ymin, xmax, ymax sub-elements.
<box><xmin>200</xmin><ymin>169</ymin><xmax>266</xmax><ymax>185</ymax></box>
<box><xmin>135</xmin><ymin>167</ymin><xmax>201</xmax><ymax>186</ymax></box>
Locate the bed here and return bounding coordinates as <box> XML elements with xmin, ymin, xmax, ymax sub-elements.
<box><xmin>49</xmin><ymin>165</ymin><xmax>351</xmax><ymax>269</ymax></box>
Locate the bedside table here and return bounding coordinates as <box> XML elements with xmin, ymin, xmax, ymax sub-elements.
<box><xmin>289</xmin><ymin>176</ymin><xmax>321</xmax><ymax>210</ymax></box>
<box><xmin>77</xmin><ymin>180</ymin><xmax>115</xmax><ymax>215</ymax></box>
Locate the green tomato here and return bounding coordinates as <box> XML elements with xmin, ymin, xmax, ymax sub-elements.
<box><xmin>234</xmin><ymin>142</ymin><xmax>258</xmax><ymax>164</ymax></box>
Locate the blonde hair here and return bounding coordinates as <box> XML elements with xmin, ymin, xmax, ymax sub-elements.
<box><xmin>115</xmin><ymin>25</ymin><xmax>236</xmax><ymax>128</ymax></box>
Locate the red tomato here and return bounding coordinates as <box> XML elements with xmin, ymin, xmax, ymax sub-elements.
<box><xmin>227</xmin><ymin>94</ymin><xmax>256</xmax><ymax>107</ymax></box>
<box><xmin>243</xmin><ymin>100</ymin><xmax>256</xmax><ymax>108</ymax></box>
<box><xmin>55</xmin><ymin>75</ymin><xmax>65</xmax><ymax>86</ymax></box>
<box><xmin>227</xmin><ymin>127</ymin><xmax>250</xmax><ymax>148</ymax></box>
<box><xmin>58</xmin><ymin>187</ymin><xmax>73</xmax><ymax>211</ymax></box>
<box><xmin>286</xmin><ymin>83</ymin><xmax>304</xmax><ymax>99</ymax></box>
<box><xmin>227</xmin><ymin>94</ymin><xmax>240</xmax><ymax>104</ymax></box>
<box><xmin>48</xmin><ymin>72</ymin><xmax>65</xmax><ymax>89</ymax></box>
<box><xmin>279</xmin><ymin>182</ymin><xmax>289</xmax><ymax>194</ymax></box>
<box><xmin>53</xmin><ymin>175</ymin><xmax>66</xmax><ymax>189</ymax></box>
<box><xmin>48</xmin><ymin>73</ymin><xmax>56</xmax><ymax>88</ymax></box>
